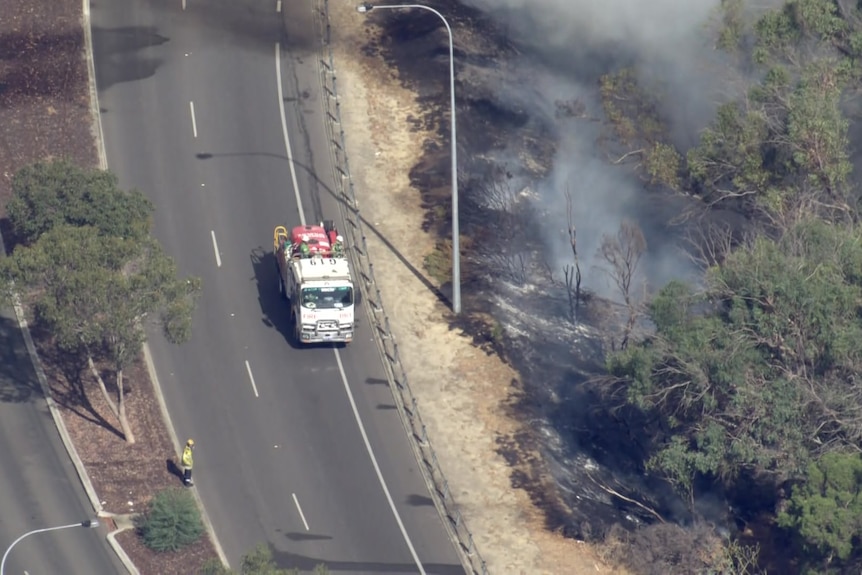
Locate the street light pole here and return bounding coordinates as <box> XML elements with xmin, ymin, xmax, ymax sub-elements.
<box><xmin>0</xmin><ymin>519</ymin><xmax>99</xmax><ymax>575</ymax></box>
<box><xmin>357</xmin><ymin>3</ymin><xmax>461</xmax><ymax>314</ymax></box>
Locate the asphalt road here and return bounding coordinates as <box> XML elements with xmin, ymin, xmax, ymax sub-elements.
<box><xmin>0</xmin><ymin>312</ymin><xmax>126</xmax><ymax>574</ymax></box>
<box><xmin>91</xmin><ymin>0</ymin><xmax>463</xmax><ymax>573</ymax></box>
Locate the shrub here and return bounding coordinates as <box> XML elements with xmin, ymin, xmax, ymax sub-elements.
<box><xmin>199</xmin><ymin>558</ymin><xmax>231</xmax><ymax>575</ymax></box>
<box><xmin>136</xmin><ymin>487</ymin><xmax>204</xmax><ymax>552</ymax></box>
<box><xmin>198</xmin><ymin>543</ymin><xmax>330</xmax><ymax>574</ymax></box>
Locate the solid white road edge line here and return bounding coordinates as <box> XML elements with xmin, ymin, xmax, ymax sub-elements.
<box><xmin>333</xmin><ymin>349</ymin><xmax>428</xmax><ymax>575</ymax></box>
<box><xmin>244</xmin><ymin>360</ymin><xmax>260</xmax><ymax>398</ymax></box>
<box><xmin>274</xmin><ymin>43</ymin><xmax>307</xmax><ymax>226</ymax></box>
<box><xmin>190</xmin><ymin>100</ymin><xmax>198</xmax><ymax>138</ymax></box>
<box><xmin>291</xmin><ymin>493</ymin><xmax>310</xmax><ymax>531</ymax></box>
<box><xmin>210</xmin><ymin>230</ymin><xmax>222</xmax><ymax>268</ymax></box>
<box><xmin>274</xmin><ymin>42</ymin><xmax>427</xmax><ymax>574</ymax></box>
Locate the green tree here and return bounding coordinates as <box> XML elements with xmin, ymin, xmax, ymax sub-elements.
<box><xmin>136</xmin><ymin>488</ymin><xmax>204</xmax><ymax>552</ymax></box>
<box><xmin>778</xmin><ymin>452</ymin><xmax>862</xmax><ymax>568</ymax></box>
<box><xmin>597</xmin><ymin>68</ymin><xmax>682</xmax><ymax>191</ymax></box>
<box><xmin>7</xmin><ymin>159</ymin><xmax>153</xmax><ymax>246</ymax></box>
<box><xmin>694</xmin><ymin>0</ymin><xmax>856</xmax><ymax>221</ymax></box>
<box><xmin>2</xmin><ymin>225</ymin><xmax>201</xmax><ymax>443</ymax></box>
<box><xmin>607</xmin><ymin>219</ymin><xmax>862</xmax><ymax>503</ymax></box>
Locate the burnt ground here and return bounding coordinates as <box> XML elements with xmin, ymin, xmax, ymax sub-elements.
<box><xmin>0</xmin><ymin>1</ymin><xmax>219</xmax><ymax>573</ymax></box>
<box><xmin>361</xmin><ymin>0</ymin><xmax>767</xmax><ymax>557</ymax></box>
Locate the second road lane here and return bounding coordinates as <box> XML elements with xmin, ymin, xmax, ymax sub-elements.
<box><xmin>91</xmin><ymin>0</ymin><xmax>464</xmax><ymax>573</ymax></box>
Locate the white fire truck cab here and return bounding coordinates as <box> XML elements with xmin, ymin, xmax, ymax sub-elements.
<box><xmin>273</xmin><ymin>221</ymin><xmax>354</xmax><ymax>345</ymax></box>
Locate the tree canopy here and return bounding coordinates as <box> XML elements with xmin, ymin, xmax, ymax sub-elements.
<box><xmin>2</xmin><ymin>224</ymin><xmax>200</xmax><ymax>442</ymax></box>
<box><xmin>0</xmin><ymin>161</ymin><xmax>199</xmax><ymax>444</ymax></box>
<box><xmin>594</xmin><ymin>3</ymin><xmax>862</xmax><ymax>571</ymax></box>
<box><xmin>200</xmin><ymin>544</ymin><xmax>329</xmax><ymax>575</ymax></box>
<box><xmin>7</xmin><ymin>158</ymin><xmax>153</xmax><ymax>246</ymax></box>
<box><xmin>778</xmin><ymin>452</ymin><xmax>862</xmax><ymax>567</ymax></box>
<box><xmin>608</xmin><ymin>219</ymin><xmax>862</xmax><ymax>503</ymax></box>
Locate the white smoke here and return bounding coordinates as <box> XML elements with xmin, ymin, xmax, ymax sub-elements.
<box><xmin>458</xmin><ymin>0</ymin><xmax>732</xmax><ymax>297</ymax></box>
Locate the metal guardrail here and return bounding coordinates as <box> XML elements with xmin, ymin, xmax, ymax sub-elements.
<box><xmin>311</xmin><ymin>2</ymin><xmax>488</xmax><ymax>573</ymax></box>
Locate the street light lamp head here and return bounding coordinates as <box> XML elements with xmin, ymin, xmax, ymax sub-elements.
<box><xmin>2</xmin><ymin>519</ymin><xmax>103</xmax><ymax>575</ymax></box>
<box><xmin>350</xmin><ymin>1</ymin><xmax>462</xmax><ymax>313</ymax></box>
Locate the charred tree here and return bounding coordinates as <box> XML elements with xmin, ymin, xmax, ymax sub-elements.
<box><xmin>599</xmin><ymin>220</ymin><xmax>646</xmax><ymax>349</ymax></box>
<box><xmin>564</xmin><ymin>186</ymin><xmax>582</xmax><ymax>323</ymax></box>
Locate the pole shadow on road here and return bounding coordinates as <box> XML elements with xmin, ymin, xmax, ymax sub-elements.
<box><xmin>281</xmin><ymin>532</ymin><xmax>333</xmax><ymax>542</ymax></box>
<box><xmin>406</xmin><ymin>494</ymin><xmax>434</xmax><ymax>507</ymax></box>
<box><xmin>268</xmin><ymin>540</ymin><xmax>464</xmax><ymax>575</ymax></box>
<box><xmin>195</xmin><ymin>151</ymin><xmax>339</xmax><ymax>218</ymax></box>
<box><xmin>197</xmin><ymin>151</ymin><xmax>450</xmax><ymax>309</ymax></box>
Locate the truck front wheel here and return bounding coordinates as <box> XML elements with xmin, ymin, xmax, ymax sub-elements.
<box><xmin>290</xmin><ymin>309</ymin><xmax>301</xmax><ymax>343</ymax></box>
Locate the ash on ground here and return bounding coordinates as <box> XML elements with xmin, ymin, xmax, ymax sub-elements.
<box><xmin>365</xmin><ymin>0</ymin><xmax>743</xmax><ymax>542</ymax></box>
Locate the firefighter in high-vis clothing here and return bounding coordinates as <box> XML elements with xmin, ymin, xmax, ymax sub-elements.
<box><xmin>182</xmin><ymin>439</ymin><xmax>195</xmax><ymax>486</ymax></box>
<box><xmin>332</xmin><ymin>235</ymin><xmax>345</xmax><ymax>257</ymax></box>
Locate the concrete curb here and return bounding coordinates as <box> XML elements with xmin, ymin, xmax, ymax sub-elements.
<box><xmin>142</xmin><ymin>344</ymin><xmax>231</xmax><ymax>568</ymax></box>
<box><xmin>81</xmin><ymin>0</ymin><xmax>230</xmax><ymax>567</ymax></box>
<box><xmin>83</xmin><ymin>0</ymin><xmax>108</xmax><ymax>172</ymax></box>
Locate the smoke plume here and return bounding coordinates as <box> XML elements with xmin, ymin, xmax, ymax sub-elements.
<box><xmin>459</xmin><ymin>0</ymin><xmax>732</xmax><ymax>296</ymax></box>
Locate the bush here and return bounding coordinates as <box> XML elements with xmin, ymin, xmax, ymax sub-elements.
<box><xmin>198</xmin><ymin>543</ymin><xmax>330</xmax><ymax>574</ymax></box>
<box><xmin>136</xmin><ymin>488</ymin><xmax>204</xmax><ymax>552</ymax></box>
<box><xmin>7</xmin><ymin>159</ymin><xmax>153</xmax><ymax>246</ymax></box>
<box><xmin>199</xmin><ymin>558</ymin><xmax>231</xmax><ymax>575</ymax></box>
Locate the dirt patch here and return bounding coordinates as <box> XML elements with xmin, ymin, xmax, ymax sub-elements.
<box><xmin>327</xmin><ymin>2</ymin><xmax>626</xmax><ymax>574</ymax></box>
<box><xmin>0</xmin><ymin>0</ymin><xmax>95</xmax><ymax>216</ymax></box>
<box><xmin>0</xmin><ymin>1</ymin><xmax>220</xmax><ymax>572</ymax></box>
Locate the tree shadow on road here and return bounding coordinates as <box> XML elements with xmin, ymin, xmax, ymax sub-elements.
<box><xmin>0</xmin><ymin>314</ymin><xmax>42</xmax><ymax>403</ymax></box>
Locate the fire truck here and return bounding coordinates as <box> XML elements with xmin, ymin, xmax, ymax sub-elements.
<box><xmin>273</xmin><ymin>220</ymin><xmax>355</xmax><ymax>344</ymax></box>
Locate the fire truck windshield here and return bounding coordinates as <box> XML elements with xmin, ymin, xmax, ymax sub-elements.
<box><xmin>300</xmin><ymin>286</ymin><xmax>353</xmax><ymax>309</ymax></box>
